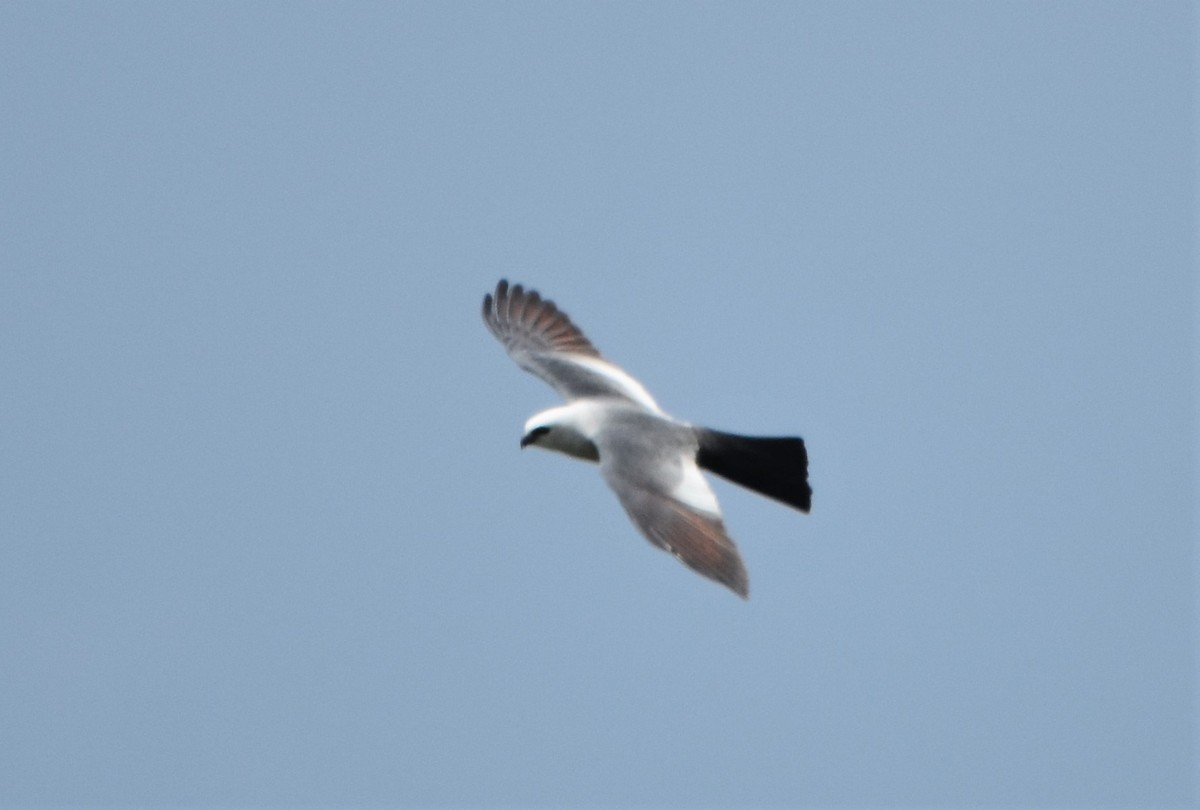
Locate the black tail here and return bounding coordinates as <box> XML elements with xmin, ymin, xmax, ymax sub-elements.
<box><xmin>695</xmin><ymin>428</ymin><xmax>811</xmax><ymax>513</ymax></box>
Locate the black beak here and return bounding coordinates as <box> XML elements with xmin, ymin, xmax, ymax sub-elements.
<box><xmin>520</xmin><ymin>425</ymin><xmax>549</xmax><ymax>449</ymax></box>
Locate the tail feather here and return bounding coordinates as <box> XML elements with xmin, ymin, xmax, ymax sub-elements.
<box><xmin>694</xmin><ymin>428</ymin><xmax>812</xmax><ymax>513</ymax></box>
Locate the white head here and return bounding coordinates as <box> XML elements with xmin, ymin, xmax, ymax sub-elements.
<box><xmin>520</xmin><ymin>403</ymin><xmax>601</xmax><ymax>462</ymax></box>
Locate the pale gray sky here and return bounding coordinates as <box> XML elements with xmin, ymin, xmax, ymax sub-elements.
<box><xmin>1</xmin><ymin>2</ymin><xmax>1194</xmax><ymax>806</ymax></box>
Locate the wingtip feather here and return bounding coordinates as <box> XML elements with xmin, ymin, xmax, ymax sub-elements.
<box><xmin>481</xmin><ymin>279</ymin><xmax>602</xmax><ymax>359</ymax></box>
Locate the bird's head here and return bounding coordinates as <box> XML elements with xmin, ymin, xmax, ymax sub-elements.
<box><xmin>520</xmin><ymin>406</ymin><xmax>600</xmax><ymax>462</ymax></box>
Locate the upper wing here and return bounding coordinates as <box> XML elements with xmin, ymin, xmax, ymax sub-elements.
<box><xmin>596</xmin><ymin>416</ymin><xmax>749</xmax><ymax>598</ymax></box>
<box><xmin>482</xmin><ymin>280</ymin><xmax>662</xmax><ymax>412</ymax></box>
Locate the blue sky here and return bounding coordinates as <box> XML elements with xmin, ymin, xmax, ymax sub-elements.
<box><xmin>1</xmin><ymin>2</ymin><xmax>1194</xmax><ymax>806</ymax></box>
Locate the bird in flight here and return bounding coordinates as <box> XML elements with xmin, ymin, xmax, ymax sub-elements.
<box><xmin>482</xmin><ymin>280</ymin><xmax>811</xmax><ymax>598</ymax></box>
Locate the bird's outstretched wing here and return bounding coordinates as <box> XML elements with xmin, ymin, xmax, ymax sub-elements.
<box><xmin>482</xmin><ymin>280</ymin><xmax>662</xmax><ymax>412</ymax></box>
<box><xmin>596</xmin><ymin>417</ymin><xmax>749</xmax><ymax>598</ymax></box>
<box><xmin>610</xmin><ymin>481</ymin><xmax>749</xmax><ymax>598</ymax></box>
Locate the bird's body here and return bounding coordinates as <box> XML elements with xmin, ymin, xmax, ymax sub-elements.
<box><xmin>483</xmin><ymin>280</ymin><xmax>810</xmax><ymax>598</ymax></box>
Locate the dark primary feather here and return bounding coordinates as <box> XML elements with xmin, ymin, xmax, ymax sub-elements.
<box><xmin>482</xmin><ymin>279</ymin><xmax>664</xmax><ymax>408</ymax></box>
<box><xmin>483</xmin><ymin>279</ymin><xmax>601</xmax><ymax>359</ymax></box>
<box><xmin>611</xmin><ymin>485</ymin><xmax>749</xmax><ymax>598</ymax></box>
